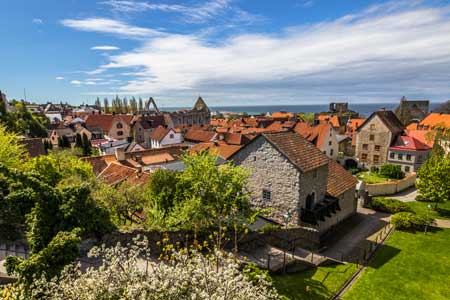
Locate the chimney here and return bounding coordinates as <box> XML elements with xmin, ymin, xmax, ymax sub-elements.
<box><xmin>115</xmin><ymin>147</ymin><xmax>126</xmax><ymax>161</ymax></box>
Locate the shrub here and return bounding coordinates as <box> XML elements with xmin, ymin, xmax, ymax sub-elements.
<box><xmin>259</xmin><ymin>223</ymin><xmax>281</xmax><ymax>233</ymax></box>
<box><xmin>379</xmin><ymin>164</ymin><xmax>405</xmax><ymax>180</ymax></box>
<box><xmin>370</xmin><ymin>197</ymin><xmax>412</xmax><ymax>214</ymax></box>
<box><xmin>391</xmin><ymin>212</ymin><xmax>434</xmax><ymax>231</ymax></box>
<box><xmin>348</xmin><ymin>168</ymin><xmax>360</xmax><ymax>175</ymax></box>
<box><xmin>370</xmin><ymin>166</ymin><xmax>379</xmax><ymax>173</ymax></box>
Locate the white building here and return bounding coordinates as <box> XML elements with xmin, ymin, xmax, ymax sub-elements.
<box><xmin>150</xmin><ymin>126</ymin><xmax>183</xmax><ymax>149</ymax></box>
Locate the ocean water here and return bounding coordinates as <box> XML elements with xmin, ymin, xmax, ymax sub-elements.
<box><xmin>163</xmin><ymin>102</ymin><xmax>441</xmax><ymax>118</ymax></box>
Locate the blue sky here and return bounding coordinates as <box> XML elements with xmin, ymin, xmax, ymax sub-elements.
<box><xmin>1</xmin><ymin>0</ymin><xmax>450</xmax><ymax>106</ymax></box>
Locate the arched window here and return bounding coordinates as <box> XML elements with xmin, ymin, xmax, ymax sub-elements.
<box><xmin>117</xmin><ymin>123</ymin><xmax>123</xmax><ymax>129</ymax></box>
<box><xmin>117</xmin><ymin>131</ymin><xmax>124</xmax><ymax>136</ymax></box>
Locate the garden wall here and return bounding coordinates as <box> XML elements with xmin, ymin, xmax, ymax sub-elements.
<box><xmin>365</xmin><ymin>173</ymin><xmax>416</xmax><ymax>196</ymax></box>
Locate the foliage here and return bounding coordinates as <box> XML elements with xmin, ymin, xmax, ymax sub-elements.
<box><xmin>5</xmin><ymin>229</ymin><xmax>81</xmax><ymax>283</ymax></box>
<box><xmin>1</xmin><ymin>101</ymin><xmax>48</xmax><ymax>138</ymax></box>
<box><xmin>356</xmin><ymin>171</ymin><xmax>390</xmax><ymax>184</ymax></box>
<box><xmin>379</xmin><ymin>164</ymin><xmax>405</xmax><ymax>180</ymax></box>
<box><xmin>258</xmin><ymin>223</ymin><xmax>282</xmax><ymax>233</ymax></box>
<box><xmin>146</xmin><ymin>151</ymin><xmax>252</xmax><ymax>233</ymax></box>
<box><xmin>348</xmin><ymin>168</ymin><xmax>360</xmax><ymax>175</ymax></box>
<box><xmin>369</xmin><ymin>197</ymin><xmax>412</xmax><ymax>214</ymax></box>
<box><xmin>345</xmin><ymin>229</ymin><xmax>450</xmax><ymax>300</ymax></box>
<box><xmin>93</xmin><ymin>181</ymin><xmax>146</xmax><ymax>226</ymax></box>
<box><xmin>416</xmin><ymin>152</ymin><xmax>450</xmax><ymax>209</ymax></box>
<box><xmin>298</xmin><ymin>112</ymin><xmax>315</xmax><ymax>124</ymax></box>
<box><xmin>244</xmin><ymin>263</ymin><xmax>273</xmax><ymax>284</ymax></box>
<box><xmin>391</xmin><ymin>212</ymin><xmax>434</xmax><ymax>231</ymax></box>
<box><xmin>81</xmin><ymin>133</ymin><xmax>92</xmax><ymax>156</ymax></box>
<box><xmin>0</xmin><ymin>125</ymin><xmax>27</xmax><ymax>169</ymax></box>
<box><xmin>1</xmin><ymin>238</ymin><xmax>278</xmax><ymax>300</ymax></box>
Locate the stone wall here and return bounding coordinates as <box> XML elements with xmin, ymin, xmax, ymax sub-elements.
<box><xmin>298</xmin><ymin>165</ymin><xmax>328</xmax><ymax>224</ymax></box>
<box><xmin>355</xmin><ymin>115</ymin><xmax>393</xmax><ymax>167</ymax></box>
<box><xmin>317</xmin><ymin>188</ymin><xmax>357</xmax><ymax>234</ymax></box>
<box><xmin>232</xmin><ymin>136</ymin><xmax>301</xmax><ymax>225</ymax></box>
<box><xmin>365</xmin><ymin>173</ymin><xmax>417</xmax><ymax>196</ymax></box>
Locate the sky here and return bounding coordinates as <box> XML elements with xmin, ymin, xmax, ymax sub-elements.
<box><xmin>1</xmin><ymin>0</ymin><xmax>450</xmax><ymax>107</ymax></box>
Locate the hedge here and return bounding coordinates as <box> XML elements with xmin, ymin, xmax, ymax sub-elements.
<box><xmin>391</xmin><ymin>212</ymin><xmax>435</xmax><ymax>231</ymax></box>
<box><xmin>369</xmin><ymin>197</ymin><xmax>413</xmax><ymax>214</ymax></box>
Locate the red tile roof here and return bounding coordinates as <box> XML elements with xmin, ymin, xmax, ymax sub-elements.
<box><xmin>190</xmin><ymin>142</ymin><xmax>243</xmax><ymax>160</ymax></box>
<box><xmin>151</xmin><ymin>126</ymin><xmax>171</xmax><ymax>142</ymax></box>
<box><xmin>405</xmin><ymin>129</ymin><xmax>434</xmax><ymax>148</ymax></box>
<box><xmin>184</xmin><ymin>129</ymin><xmax>216</xmax><ymax>142</ymax></box>
<box><xmin>389</xmin><ymin>135</ymin><xmax>431</xmax><ymax>151</ymax></box>
<box><xmin>317</xmin><ymin>115</ymin><xmax>340</xmax><ymax>128</ymax></box>
<box><xmin>419</xmin><ymin>113</ymin><xmax>450</xmax><ymax>129</ymax></box>
<box><xmin>98</xmin><ymin>163</ymin><xmax>137</xmax><ymax>185</ymax></box>
<box><xmin>327</xmin><ymin>160</ymin><xmax>358</xmax><ymax>197</ymax></box>
<box><xmin>263</xmin><ymin>131</ymin><xmax>329</xmax><ymax>173</ymax></box>
<box><xmin>295</xmin><ymin>122</ymin><xmax>331</xmax><ymax>148</ymax></box>
<box><xmin>265</xmin><ymin>121</ymin><xmax>297</xmax><ymax>132</ymax></box>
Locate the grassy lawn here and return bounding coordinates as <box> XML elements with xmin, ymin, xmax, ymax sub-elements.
<box><xmin>355</xmin><ymin>172</ymin><xmax>391</xmax><ymax>184</ymax></box>
<box><xmin>344</xmin><ymin>228</ymin><xmax>450</xmax><ymax>300</ymax></box>
<box><xmin>273</xmin><ymin>263</ymin><xmax>357</xmax><ymax>300</ymax></box>
<box><xmin>407</xmin><ymin>201</ymin><xmax>450</xmax><ymax>220</ymax></box>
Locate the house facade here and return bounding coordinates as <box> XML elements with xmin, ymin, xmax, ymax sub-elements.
<box><xmin>387</xmin><ymin>135</ymin><xmax>432</xmax><ymax>173</ymax></box>
<box><xmin>150</xmin><ymin>126</ymin><xmax>183</xmax><ymax>148</ymax></box>
<box><xmin>355</xmin><ymin>110</ymin><xmax>404</xmax><ymax>167</ymax></box>
<box><xmin>295</xmin><ymin>122</ymin><xmax>339</xmax><ymax>159</ymax></box>
<box><xmin>130</xmin><ymin>114</ymin><xmax>165</xmax><ymax>148</ymax></box>
<box><xmin>231</xmin><ymin>132</ymin><xmax>357</xmax><ymax>234</ymax></box>
<box><xmin>85</xmin><ymin>114</ymin><xmax>133</xmax><ymax>140</ymax></box>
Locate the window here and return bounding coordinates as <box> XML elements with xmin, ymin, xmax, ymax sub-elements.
<box><xmin>169</xmin><ymin>134</ymin><xmax>174</xmax><ymax>139</ymax></box>
<box><xmin>405</xmin><ymin>166</ymin><xmax>410</xmax><ymax>172</ymax></box>
<box><xmin>330</xmin><ymin>149</ymin><xmax>334</xmax><ymax>156</ymax></box>
<box><xmin>252</xmin><ymin>155</ymin><xmax>257</xmax><ymax>161</ymax></box>
<box><xmin>398</xmin><ymin>153</ymin><xmax>403</xmax><ymax>160</ymax></box>
<box><xmin>138</xmin><ymin>127</ymin><xmax>142</xmax><ymax>132</ymax></box>
<box><xmin>313</xmin><ymin>169</ymin><xmax>318</xmax><ymax>179</ymax></box>
<box><xmin>306</xmin><ymin>192</ymin><xmax>316</xmax><ymax>210</ymax></box>
<box><xmin>116</xmin><ymin>123</ymin><xmax>123</xmax><ymax>129</ymax></box>
<box><xmin>117</xmin><ymin>131</ymin><xmax>124</xmax><ymax>136</ymax></box>
<box><xmin>375</xmin><ymin>145</ymin><xmax>381</xmax><ymax>151</ymax></box>
<box><xmin>373</xmin><ymin>155</ymin><xmax>379</xmax><ymax>164</ymax></box>
<box><xmin>363</xmin><ymin>144</ymin><xmax>368</xmax><ymax>150</ymax></box>
<box><xmin>406</xmin><ymin>154</ymin><xmax>412</xmax><ymax>161</ymax></box>
<box><xmin>369</xmin><ymin>134</ymin><xmax>375</xmax><ymax>141</ymax></box>
<box><xmin>390</xmin><ymin>152</ymin><xmax>395</xmax><ymax>159</ymax></box>
<box><xmin>329</xmin><ymin>141</ymin><xmax>332</xmax><ymax>146</ymax></box>
<box><xmin>361</xmin><ymin>153</ymin><xmax>368</xmax><ymax>160</ymax></box>
<box><xmin>370</xmin><ymin>124</ymin><xmax>376</xmax><ymax>130</ymax></box>
<box><xmin>262</xmin><ymin>189</ymin><xmax>271</xmax><ymax>201</ymax></box>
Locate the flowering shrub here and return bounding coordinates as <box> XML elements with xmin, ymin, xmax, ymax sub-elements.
<box><xmin>1</xmin><ymin>237</ymin><xmax>278</xmax><ymax>300</ymax></box>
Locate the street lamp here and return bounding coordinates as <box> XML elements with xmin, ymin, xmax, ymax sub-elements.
<box><xmin>424</xmin><ymin>204</ymin><xmax>432</xmax><ymax>234</ymax></box>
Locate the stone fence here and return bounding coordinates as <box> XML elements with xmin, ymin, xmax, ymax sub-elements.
<box><xmin>365</xmin><ymin>173</ymin><xmax>416</xmax><ymax>196</ymax></box>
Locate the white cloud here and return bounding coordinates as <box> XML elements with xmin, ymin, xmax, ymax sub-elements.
<box><xmin>100</xmin><ymin>0</ymin><xmax>234</xmax><ymax>24</ymax></box>
<box><xmin>32</xmin><ymin>18</ymin><xmax>43</xmax><ymax>24</ymax></box>
<box><xmin>61</xmin><ymin>18</ymin><xmax>163</xmax><ymax>39</ymax></box>
<box><xmin>55</xmin><ymin>76</ymin><xmax>65</xmax><ymax>80</ymax></box>
<box><xmin>71</xmin><ymin>80</ymin><xmax>82</xmax><ymax>85</ymax></box>
<box><xmin>91</xmin><ymin>45</ymin><xmax>120</xmax><ymax>51</ymax></box>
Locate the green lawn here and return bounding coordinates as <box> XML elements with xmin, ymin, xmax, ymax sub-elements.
<box><xmin>355</xmin><ymin>172</ymin><xmax>391</xmax><ymax>184</ymax></box>
<box><xmin>407</xmin><ymin>201</ymin><xmax>450</xmax><ymax>220</ymax></box>
<box><xmin>344</xmin><ymin>229</ymin><xmax>450</xmax><ymax>300</ymax></box>
<box><xmin>273</xmin><ymin>263</ymin><xmax>357</xmax><ymax>300</ymax></box>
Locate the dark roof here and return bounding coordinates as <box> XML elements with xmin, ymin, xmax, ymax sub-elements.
<box><xmin>326</xmin><ymin>160</ymin><xmax>358</xmax><ymax>197</ymax></box>
<box><xmin>358</xmin><ymin>110</ymin><xmax>404</xmax><ymax>134</ymax></box>
<box><xmin>20</xmin><ymin>138</ymin><xmax>46</xmax><ymax>158</ymax></box>
<box><xmin>263</xmin><ymin>131</ymin><xmax>329</xmax><ymax>173</ymax></box>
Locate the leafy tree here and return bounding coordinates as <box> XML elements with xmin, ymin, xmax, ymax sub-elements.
<box><xmin>298</xmin><ymin>112</ymin><xmax>315</xmax><ymax>124</ymax></box>
<box><xmin>416</xmin><ymin>152</ymin><xmax>450</xmax><ymax>209</ymax></box>
<box><xmin>0</xmin><ymin>125</ymin><xmax>27</xmax><ymax>169</ymax></box>
<box><xmin>82</xmin><ymin>133</ymin><xmax>92</xmax><ymax>156</ymax></box>
<box><xmin>379</xmin><ymin>164</ymin><xmax>405</xmax><ymax>180</ymax></box>
<box><xmin>75</xmin><ymin>133</ymin><xmax>83</xmax><ymax>149</ymax></box>
<box><xmin>95</xmin><ymin>97</ymin><xmax>101</xmax><ymax>111</ymax></box>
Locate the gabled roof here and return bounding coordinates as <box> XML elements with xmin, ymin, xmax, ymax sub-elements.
<box><xmin>98</xmin><ymin>163</ymin><xmax>137</xmax><ymax>185</ymax></box>
<box><xmin>405</xmin><ymin>129</ymin><xmax>434</xmax><ymax>147</ymax></box>
<box><xmin>357</xmin><ymin>110</ymin><xmax>404</xmax><ymax>134</ymax></box>
<box><xmin>131</xmin><ymin>114</ymin><xmax>165</xmax><ymax>129</ymax></box>
<box><xmin>192</xmin><ymin>97</ymin><xmax>210</xmax><ymax>112</ymax></box>
<box><xmin>85</xmin><ymin>114</ymin><xmax>133</xmax><ymax>132</ymax></box>
<box><xmin>151</xmin><ymin>126</ymin><xmax>172</xmax><ymax>142</ymax></box>
<box><xmin>317</xmin><ymin>115</ymin><xmax>340</xmax><ymax>128</ymax></box>
<box><xmin>20</xmin><ymin>138</ymin><xmax>46</xmax><ymax>158</ymax></box>
<box><xmin>265</xmin><ymin>121</ymin><xmax>297</xmax><ymax>132</ymax></box>
<box><xmin>262</xmin><ymin>131</ymin><xmax>330</xmax><ymax>173</ymax></box>
<box><xmin>389</xmin><ymin>135</ymin><xmax>431</xmax><ymax>151</ymax></box>
<box><xmin>184</xmin><ymin>129</ymin><xmax>216</xmax><ymax>142</ymax></box>
<box><xmin>190</xmin><ymin>142</ymin><xmax>243</xmax><ymax>160</ymax></box>
<box><xmin>327</xmin><ymin>160</ymin><xmax>358</xmax><ymax>197</ymax></box>
<box><xmin>346</xmin><ymin>118</ymin><xmax>366</xmax><ymax>132</ymax></box>
<box><xmin>295</xmin><ymin>122</ymin><xmax>332</xmax><ymax>148</ymax></box>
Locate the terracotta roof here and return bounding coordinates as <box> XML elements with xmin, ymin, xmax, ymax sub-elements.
<box><xmin>190</xmin><ymin>142</ymin><xmax>243</xmax><ymax>160</ymax></box>
<box><xmin>265</xmin><ymin>121</ymin><xmax>297</xmax><ymax>132</ymax></box>
<box><xmin>98</xmin><ymin>163</ymin><xmax>137</xmax><ymax>185</ymax></box>
<box><xmin>20</xmin><ymin>138</ymin><xmax>46</xmax><ymax>158</ymax></box>
<box><xmin>318</xmin><ymin>115</ymin><xmax>341</xmax><ymax>128</ymax></box>
<box><xmin>295</xmin><ymin>122</ymin><xmax>331</xmax><ymax>148</ymax></box>
<box><xmin>263</xmin><ymin>132</ymin><xmax>329</xmax><ymax>172</ymax></box>
<box><xmin>389</xmin><ymin>135</ymin><xmax>431</xmax><ymax>151</ymax></box>
<box><xmin>131</xmin><ymin>115</ymin><xmax>165</xmax><ymax>130</ymax></box>
<box><xmin>272</xmin><ymin>111</ymin><xmax>294</xmax><ymax>119</ymax></box>
<box><xmin>85</xmin><ymin>114</ymin><xmax>132</xmax><ymax>132</ymax></box>
<box><xmin>346</xmin><ymin>118</ymin><xmax>366</xmax><ymax>132</ymax></box>
<box><xmin>419</xmin><ymin>113</ymin><xmax>450</xmax><ymax>129</ymax></box>
<box><xmin>406</xmin><ymin>122</ymin><xmax>419</xmax><ymax>130</ymax></box>
<box><xmin>326</xmin><ymin>160</ymin><xmax>358</xmax><ymax>197</ymax></box>
<box><xmin>405</xmin><ymin>129</ymin><xmax>434</xmax><ymax>147</ymax></box>
<box><xmin>184</xmin><ymin>129</ymin><xmax>216</xmax><ymax>142</ymax></box>
<box><xmin>141</xmin><ymin>153</ymin><xmax>175</xmax><ymax>165</ymax></box>
<box><xmin>83</xmin><ymin>154</ymin><xmax>116</xmax><ymax>174</ymax></box>
<box><xmin>127</xmin><ymin>172</ymin><xmax>151</xmax><ymax>185</ymax></box>
<box><xmin>151</xmin><ymin>126</ymin><xmax>171</xmax><ymax>142</ymax></box>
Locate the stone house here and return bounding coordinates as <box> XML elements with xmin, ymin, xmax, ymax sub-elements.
<box><xmin>130</xmin><ymin>114</ymin><xmax>165</xmax><ymax>148</ymax></box>
<box><xmin>387</xmin><ymin>135</ymin><xmax>431</xmax><ymax>174</ymax></box>
<box><xmin>150</xmin><ymin>126</ymin><xmax>183</xmax><ymax>148</ymax></box>
<box><xmin>230</xmin><ymin>131</ymin><xmax>357</xmax><ymax>234</ymax></box>
<box><xmin>85</xmin><ymin>114</ymin><xmax>133</xmax><ymax>141</ymax></box>
<box><xmin>355</xmin><ymin>110</ymin><xmax>404</xmax><ymax>167</ymax></box>
<box><xmin>163</xmin><ymin>97</ymin><xmax>211</xmax><ymax>128</ymax></box>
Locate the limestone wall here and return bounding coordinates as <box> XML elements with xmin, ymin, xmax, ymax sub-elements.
<box><xmin>365</xmin><ymin>173</ymin><xmax>417</xmax><ymax>196</ymax></box>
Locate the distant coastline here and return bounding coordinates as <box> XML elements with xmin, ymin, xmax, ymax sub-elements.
<box><xmin>161</xmin><ymin>102</ymin><xmax>442</xmax><ymax>117</ymax></box>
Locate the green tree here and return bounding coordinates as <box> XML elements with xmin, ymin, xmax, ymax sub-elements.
<box><xmin>75</xmin><ymin>133</ymin><xmax>83</xmax><ymax>149</ymax></box>
<box><xmin>379</xmin><ymin>164</ymin><xmax>405</xmax><ymax>179</ymax></box>
<box><xmin>0</xmin><ymin>125</ymin><xmax>27</xmax><ymax>169</ymax></box>
<box><xmin>82</xmin><ymin>133</ymin><xmax>92</xmax><ymax>156</ymax></box>
<box><xmin>298</xmin><ymin>112</ymin><xmax>315</xmax><ymax>124</ymax></box>
<box><xmin>416</xmin><ymin>152</ymin><xmax>450</xmax><ymax>209</ymax></box>
<box><xmin>103</xmin><ymin>97</ymin><xmax>109</xmax><ymax>114</ymax></box>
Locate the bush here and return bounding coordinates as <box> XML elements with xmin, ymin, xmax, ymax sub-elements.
<box><xmin>369</xmin><ymin>197</ymin><xmax>413</xmax><ymax>214</ymax></box>
<box><xmin>391</xmin><ymin>212</ymin><xmax>434</xmax><ymax>231</ymax></box>
<box><xmin>348</xmin><ymin>168</ymin><xmax>360</xmax><ymax>175</ymax></box>
<box><xmin>379</xmin><ymin>164</ymin><xmax>405</xmax><ymax>180</ymax></box>
<box><xmin>370</xmin><ymin>166</ymin><xmax>379</xmax><ymax>173</ymax></box>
